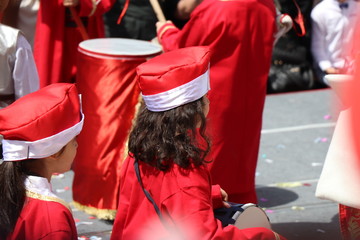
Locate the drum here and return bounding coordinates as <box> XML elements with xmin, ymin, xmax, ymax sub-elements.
<box><xmin>214</xmin><ymin>203</ymin><xmax>271</xmax><ymax>230</ymax></box>
<box><xmin>73</xmin><ymin>38</ymin><xmax>162</xmax><ymax>220</ymax></box>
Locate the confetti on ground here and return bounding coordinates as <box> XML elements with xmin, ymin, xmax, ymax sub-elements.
<box><xmin>275</xmin><ymin>182</ymin><xmax>303</xmax><ymax>188</ymax></box>
<box><xmin>265</xmin><ymin>159</ymin><xmax>273</xmax><ymax>164</ymax></box>
<box><xmin>78</xmin><ymin>236</ymin><xmax>88</xmax><ymax>240</ymax></box>
<box><xmin>52</xmin><ymin>173</ymin><xmax>65</xmax><ymax>179</ymax></box>
<box><xmin>317</xmin><ymin>229</ymin><xmax>326</xmax><ymax>233</ymax></box>
<box><xmin>276</xmin><ymin>144</ymin><xmax>286</xmax><ymax>149</ymax></box>
<box><xmin>265</xmin><ymin>209</ymin><xmax>274</xmax><ymax>213</ymax></box>
<box><xmin>55</xmin><ymin>187</ymin><xmax>69</xmax><ymax>193</ymax></box>
<box><xmin>76</xmin><ymin>221</ymin><xmax>94</xmax><ymax>227</ymax></box>
<box><xmin>314</xmin><ymin>137</ymin><xmax>329</xmax><ymax>143</ymax></box>
<box><xmin>303</xmin><ymin>183</ymin><xmax>312</xmax><ymax>187</ymax></box>
<box><xmin>89</xmin><ymin>236</ymin><xmax>102</xmax><ymax>240</ymax></box>
<box><xmin>89</xmin><ymin>216</ymin><xmax>96</xmax><ymax>219</ymax></box>
<box><xmin>261</xmin><ymin>154</ymin><xmax>267</xmax><ymax>158</ymax></box>
<box><xmin>255</xmin><ymin>172</ymin><xmax>260</xmax><ymax>177</ymax></box>
<box><xmin>291</xmin><ymin>206</ymin><xmax>305</xmax><ymax>211</ymax></box>
<box><xmin>74</xmin><ymin>218</ymin><xmax>80</xmax><ymax>222</ymax></box>
<box><xmin>311</xmin><ymin>162</ymin><xmax>323</xmax><ymax>167</ymax></box>
<box><xmin>260</xmin><ymin>198</ymin><xmax>268</xmax><ymax>202</ymax></box>
<box><xmin>323</xmin><ymin>115</ymin><xmax>332</xmax><ymax>120</ymax></box>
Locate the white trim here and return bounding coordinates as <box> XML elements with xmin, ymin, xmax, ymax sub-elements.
<box><xmin>2</xmin><ymin>113</ymin><xmax>84</xmax><ymax>161</ymax></box>
<box><xmin>142</xmin><ymin>69</ymin><xmax>210</xmax><ymax>112</ymax></box>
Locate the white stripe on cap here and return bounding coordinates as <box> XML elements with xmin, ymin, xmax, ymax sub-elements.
<box><xmin>2</xmin><ymin>113</ymin><xmax>84</xmax><ymax>161</ymax></box>
<box><xmin>142</xmin><ymin>69</ymin><xmax>210</xmax><ymax>112</ymax></box>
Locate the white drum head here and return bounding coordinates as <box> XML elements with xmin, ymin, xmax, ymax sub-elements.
<box><xmin>234</xmin><ymin>206</ymin><xmax>272</xmax><ymax>230</ymax></box>
<box><xmin>78</xmin><ymin>38</ymin><xmax>162</xmax><ymax>58</ymax></box>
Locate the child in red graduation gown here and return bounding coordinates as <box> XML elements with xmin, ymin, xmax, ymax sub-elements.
<box><xmin>156</xmin><ymin>0</ymin><xmax>276</xmax><ymax>203</ymax></box>
<box><xmin>111</xmin><ymin>47</ymin><xmax>285</xmax><ymax>239</ymax></box>
<box><xmin>0</xmin><ymin>83</ymin><xmax>84</xmax><ymax>239</ymax></box>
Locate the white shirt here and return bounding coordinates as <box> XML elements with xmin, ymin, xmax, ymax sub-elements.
<box><xmin>0</xmin><ymin>24</ymin><xmax>39</xmax><ymax>108</ymax></box>
<box><xmin>13</xmin><ymin>33</ymin><xmax>40</xmax><ymax>100</ymax></box>
<box><xmin>311</xmin><ymin>0</ymin><xmax>360</xmax><ymax>71</ymax></box>
<box><xmin>25</xmin><ymin>175</ymin><xmax>58</xmax><ymax>198</ymax></box>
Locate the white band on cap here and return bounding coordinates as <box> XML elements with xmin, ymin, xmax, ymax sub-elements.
<box><xmin>1</xmin><ymin>113</ymin><xmax>84</xmax><ymax>161</ymax></box>
<box><xmin>142</xmin><ymin>69</ymin><xmax>210</xmax><ymax>112</ymax></box>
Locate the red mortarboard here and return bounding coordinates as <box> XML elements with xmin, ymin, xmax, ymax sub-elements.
<box><xmin>0</xmin><ymin>83</ymin><xmax>84</xmax><ymax>161</ymax></box>
<box><xmin>136</xmin><ymin>46</ymin><xmax>211</xmax><ymax>112</ymax></box>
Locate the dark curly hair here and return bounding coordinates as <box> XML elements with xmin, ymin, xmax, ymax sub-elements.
<box><xmin>128</xmin><ymin>97</ymin><xmax>211</xmax><ymax>171</ymax></box>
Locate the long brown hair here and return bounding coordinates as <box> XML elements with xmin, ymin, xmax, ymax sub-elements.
<box><xmin>128</xmin><ymin>97</ymin><xmax>211</xmax><ymax>171</ymax></box>
<box><xmin>0</xmin><ymin>161</ymin><xmax>26</xmax><ymax>238</ymax></box>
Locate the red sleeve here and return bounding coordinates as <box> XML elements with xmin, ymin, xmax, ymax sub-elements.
<box><xmin>157</xmin><ymin>22</ymin><xmax>182</xmax><ymax>51</ymax></box>
<box><xmin>39</xmin><ymin>231</ymin><xmax>74</xmax><ymax>240</ymax></box>
<box><xmin>156</xmin><ymin>8</ymin><xmax>224</xmax><ymax>53</ymax></box>
<box><xmin>161</xmin><ymin>169</ymin><xmax>285</xmax><ymax>240</ymax></box>
<box><xmin>211</xmin><ymin>184</ymin><xmax>223</xmax><ymax>209</ymax></box>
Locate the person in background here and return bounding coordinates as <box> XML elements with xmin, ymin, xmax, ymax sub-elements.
<box><xmin>0</xmin><ymin>83</ymin><xmax>83</xmax><ymax>239</ymax></box>
<box><xmin>311</xmin><ymin>0</ymin><xmax>360</xmax><ymax>85</ymax></box>
<box><xmin>34</xmin><ymin>0</ymin><xmax>114</xmax><ymax>87</ymax></box>
<box><xmin>103</xmin><ymin>0</ymin><xmax>158</xmax><ymax>40</ymax></box>
<box><xmin>110</xmin><ymin>46</ymin><xmax>285</xmax><ymax>240</ymax></box>
<box><xmin>0</xmin><ymin>0</ymin><xmax>39</xmax><ymax>109</ymax></box>
<box><xmin>156</xmin><ymin>0</ymin><xmax>276</xmax><ymax>203</ymax></box>
<box><xmin>1</xmin><ymin>0</ymin><xmax>39</xmax><ymax>48</ymax></box>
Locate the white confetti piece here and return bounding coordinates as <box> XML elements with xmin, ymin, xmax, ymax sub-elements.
<box><xmin>265</xmin><ymin>159</ymin><xmax>273</xmax><ymax>163</ymax></box>
<box><xmin>311</xmin><ymin>162</ymin><xmax>323</xmax><ymax>167</ymax></box>
<box><xmin>76</xmin><ymin>221</ymin><xmax>94</xmax><ymax>227</ymax></box>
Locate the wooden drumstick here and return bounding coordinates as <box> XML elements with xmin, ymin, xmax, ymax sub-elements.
<box><xmin>149</xmin><ymin>0</ymin><xmax>166</xmax><ymax>22</ymax></box>
<box><xmin>69</xmin><ymin>7</ymin><xmax>89</xmax><ymax>40</ymax></box>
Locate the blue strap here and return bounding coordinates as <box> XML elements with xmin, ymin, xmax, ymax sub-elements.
<box><xmin>134</xmin><ymin>160</ymin><xmax>164</xmax><ymax>221</ymax></box>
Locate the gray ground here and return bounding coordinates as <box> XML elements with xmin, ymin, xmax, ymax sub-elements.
<box><xmin>52</xmin><ymin>88</ymin><xmax>343</xmax><ymax>240</ymax></box>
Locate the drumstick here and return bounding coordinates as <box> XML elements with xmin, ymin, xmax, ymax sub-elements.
<box><xmin>149</xmin><ymin>0</ymin><xmax>166</xmax><ymax>22</ymax></box>
<box><xmin>69</xmin><ymin>7</ymin><xmax>89</xmax><ymax>40</ymax></box>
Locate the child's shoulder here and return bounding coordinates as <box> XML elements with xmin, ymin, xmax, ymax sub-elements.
<box><xmin>171</xmin><ymin>163</ymin><xmax>211</xmax><ymax>189</ymax></box>
<box><xmin>24</xmin><ymin>192</ymin><xmax>73</xmax><ymax>217</ymax></box>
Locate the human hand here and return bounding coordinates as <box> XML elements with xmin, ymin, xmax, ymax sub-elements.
<box><xmin>220</xmin><ymin>188</ymin><xmax>231</xmax><ymax>208</ymax></box>
<box><xmin>63</xmin><ymin>0</ymin><xmax>79</xmax><ymax>7</ymax></box>
<box><xmin>325</xmin><ymin>67</ymin><xmax>340</xmax><ymax>74</ymax></box>
<box><xmin>156</xmin><ymin>20</ymin><xmax>172</xmax><ymax>32</ymax></box>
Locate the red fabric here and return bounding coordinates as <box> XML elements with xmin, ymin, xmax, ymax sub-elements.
<box><xmin>136</xmin><ymin>46</ymin><xmax>210</xmax><ymax>95</ymax></box>
<box><xmin>7</xmin><ymin>197</ymin><xmax>77</xmax><ymax>240</ymax></box>
<box><xmin>340</xmin><ymin>204</ymin><xmax>360</xmax><ymax>240</ymax></box>
<box><xmin>34</xmin><ymin>0</ymin><xmax>114</xmax><ymax>88</ymax></box>
<box><xmin>72</xmin><ymin>52</ymin><xmax>144</xmax><ymax>214</ymax></box>
<box><xmin>157</xmin><ymin>0</ymin><xmax>276</xmax><ymax>203</ymax></box>
<box><xmin>111</xmin><ymin>157</ymin><xmax>285</xmax><ymax>240</ymax></box>
<box><xmin>211</xmin><ymin>184</ymin><xmax>224</xmax><ymax>209</ymax></box>
<box><xmin>0</xmin><ymin>83</ymin><xmax>80</xmax><ymax>141</ymax></box>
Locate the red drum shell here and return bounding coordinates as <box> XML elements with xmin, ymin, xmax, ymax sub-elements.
<box><xmin>73</xmin><ymin>38</ymin><xmax>162</xmax><ymax>219</ymax></box>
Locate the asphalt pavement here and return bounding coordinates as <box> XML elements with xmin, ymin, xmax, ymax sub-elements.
<box><xmin>52</xmin><ymin>88</ymin><xmax>343</xmax><ymax>240</ymax></box>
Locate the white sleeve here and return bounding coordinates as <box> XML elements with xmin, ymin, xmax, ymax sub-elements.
<box><xmin>310</xmin><ymin>9</ymin><xmax>332</xmax><ymax>71</ymax></box>
<box><xmin>13</xmin><ymin>33</ymin><xmax>40</xmax><ymax>99</ymax></box>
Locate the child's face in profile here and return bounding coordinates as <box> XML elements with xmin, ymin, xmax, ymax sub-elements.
<box><xmin>55</xmin><ymin>137</ymin><xmax>78</xmax><ymax>173</ymax></box>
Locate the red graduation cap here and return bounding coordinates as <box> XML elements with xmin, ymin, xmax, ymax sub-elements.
<box><xmin>136</xmin><ymin>46</ymin><xmax>211</xmax><ymax>112</ymax></box>
<box><xmin>0</xmin><ymin>83</ymin><xmax>84</xmax><ymax>161</ymax></box>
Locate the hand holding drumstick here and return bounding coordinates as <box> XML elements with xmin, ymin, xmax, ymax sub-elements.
<box><xmin>63</xmin><ymin>0</ymin><xmax>79</xmax><ymax>7</ymax></box>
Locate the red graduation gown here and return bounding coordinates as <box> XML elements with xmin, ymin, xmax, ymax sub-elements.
<box><xmin>157</xmin><ymin>0</ymin><xmax>276</xmax><ymax>203</ymax></box>
<box><xmin>111</xmin><ymin>156</ymin><xmax>284</xmax><ymax>240</ymax></box>
<box><xmin>8</xmin><ymin>195</ymin><xmax>77</xmax><ymax>240</ymax></box>
<box><xmin>34</xmin><ymin>0</ymin><xmax>114</xmax><ymax>88</ymax></box>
